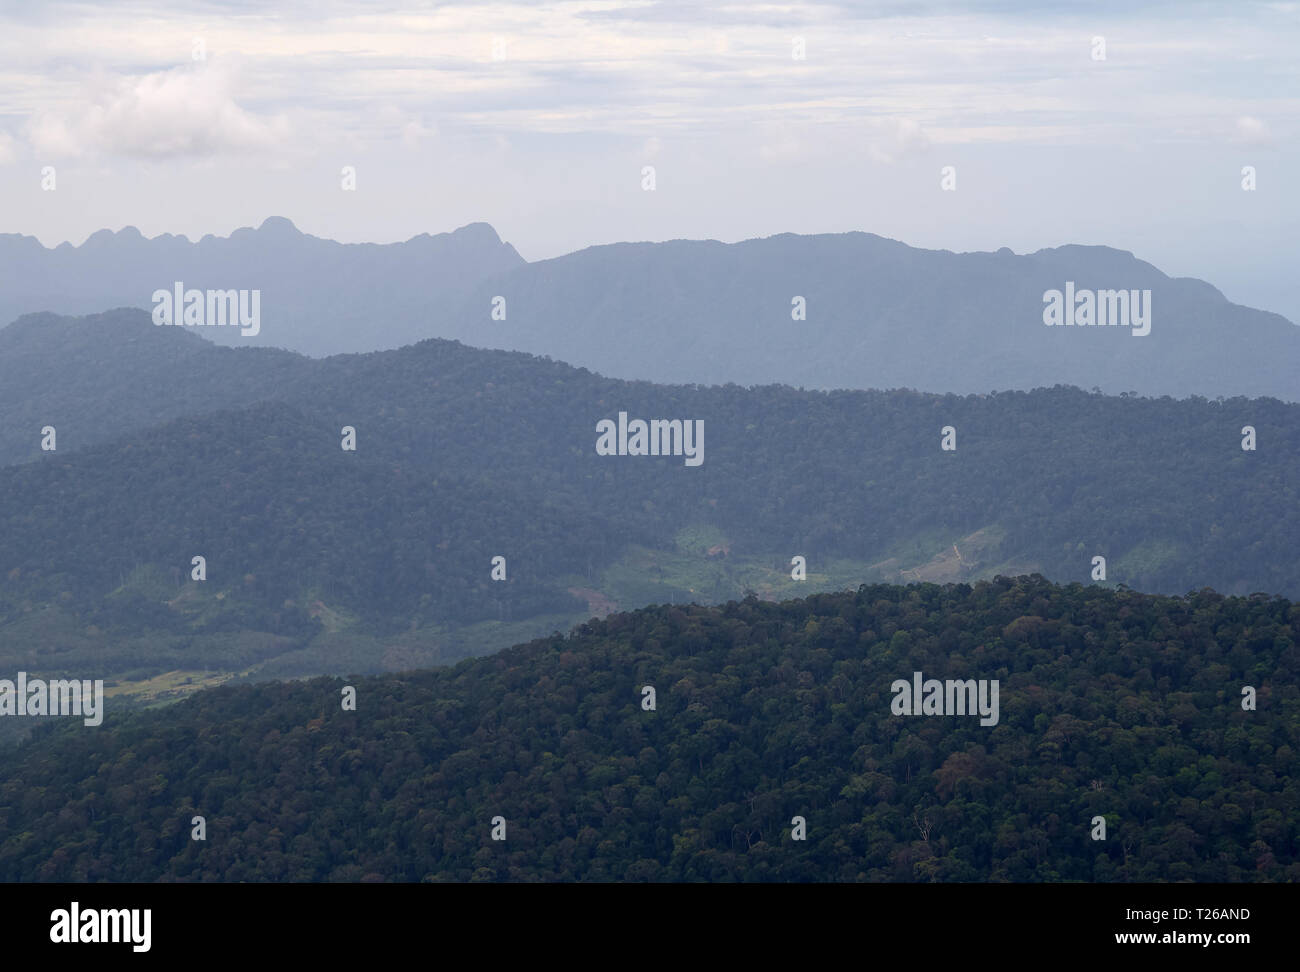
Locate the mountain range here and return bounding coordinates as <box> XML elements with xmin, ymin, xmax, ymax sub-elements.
<box><xmin>0</xmin><ymin>308</ymin><xmax>1294</xmax><ymax>706</ymax></box>
<box><xmin>1</xmin><ymin>222</ymin><xmax>1296</xmax><ymax>884</ymax></box>
<box><xmin>1</xmin><ymin>219</ymin><xmax>1295</xmax><ymax>400</ymax></box>
<box><xmin>0</xmin><ymin>218</ymin><xmax>522</xmax><ymax>357</ymax></box>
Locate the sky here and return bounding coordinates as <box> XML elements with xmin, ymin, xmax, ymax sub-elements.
<box><xmin>0</xmin><ymin>0</ymin><xmax>1296</xmax><ymax>321</ymax></box>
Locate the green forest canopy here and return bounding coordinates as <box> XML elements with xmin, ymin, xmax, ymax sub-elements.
<box><xmin>1</xmin><ymin>576</ymin><xmax>1295</xmax><ymax>882</ymax></box>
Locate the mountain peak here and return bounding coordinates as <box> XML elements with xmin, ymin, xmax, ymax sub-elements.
<box><xmin>451</xmin><ymin>221</ymin><xmax>502</xmax><ymax>243</ymax></box>
<box><xmin>257</xmin><ymin>216</ymin><xmax>301</xmax><ymax>236</ymax></box>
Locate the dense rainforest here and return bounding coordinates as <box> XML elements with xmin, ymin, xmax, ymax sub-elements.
<box><xmin>0</xmin><ymin>577</ymin><xmax>1295</xmax><ymax>882</ymax></box>
<box><xmin>0</xmin><ymin>311</ymin><xmax>1294</xmax><ymax>679</ymax></box>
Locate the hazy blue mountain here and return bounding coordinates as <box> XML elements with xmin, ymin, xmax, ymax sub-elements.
<box><xmin>1</xmin><ymin>222</ymin><xmax>1295</xmax><ymax>399</ymax></box>
<box><xmin>0</xmin><ymin>309</ymin><xmax>306</xmax><ymax>462</ymax></box>
<box><xmin>0</xmin><ymin>218</ymin><xmax>524</xmax><ymax>356</ymax></box>
<box><xmin>0</xmin><ymin>307</ymin><xmax>1294</xmax><ymax>741</ymax></box>
<box><xmin>0</xmin><ymin>309</ymin><xmax>1295</xmax><ymax>689</ymax></box>
<box><xmin>449</xmin><ymin>233</ymin><xmax>1300</xmax><ymax>401</ymax></box>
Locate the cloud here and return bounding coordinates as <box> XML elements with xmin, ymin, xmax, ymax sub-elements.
<box><xmin>0</xmin><ymin>131</ymin><xmax>17</xmax><ymax>164</ymax></box>
<box><xmin>373</xmin><ymin>106</ymin><xmax>439</xmax><ymax>147</ymax></box>
<box><xmin>25</xmin><ymin>60</ymin><xmax>289</xmax><ymax>160</ymax></box>
<box><xmin>1233</xmin><ymin>115</ymin><xmax>1274</xmax><ymax>146</ymax></box>
<box><xmin>758</xmin><ymin>126</ymin><xmax>809</xmax><ymax>162</ymax></box>
<box><xmin>866</xmin><ymin>117</ymin><xmax>931</xmax><ymax>163</ymax></box>
<box><xmin>400</xmin><ymin>119</ymin><xmax>438</xmax><ymax>146</ymax></box>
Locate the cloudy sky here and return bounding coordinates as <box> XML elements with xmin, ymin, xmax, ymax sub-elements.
<box><xmin>0</xmin><ymin>0</ymin><xmax>1296</xmax><ymax>320</ymax></box>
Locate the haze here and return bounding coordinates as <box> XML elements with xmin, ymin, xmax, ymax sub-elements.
<box><xmin>0</xmin><ymin>0</ymin><xmax>1295</xmax><ymax>321</ymax></box>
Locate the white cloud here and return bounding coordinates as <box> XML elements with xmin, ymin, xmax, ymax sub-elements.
<box><xmin>1234</xmin><ymin>115</ymin><xmax>1274</xmax><ymax>146</ymax></box>
<box><xmin>0</xmin><ymin>131</ymin><xmax>17</xmax><ymax>164</ymax></box>
<box><xmin>25</xmin><ymin>59</ymin><xmax>289</xmax><ymax>160</ymax></box>
<box><xmin>371</xmin><ymin>106</ymin><xmax>439</xmax><ymax>146</ymax></box>
<box><xmin>866</xmin><ymin>117</ymin><xmax>931</xmax><ymax>163</ymax></box>
<box><xmin>400</xmin><ymin>119</ymin><xmax>438</xmax><ymax>146</ymax></box>
<box><xmin>758</xmin><ymin>127</ymin><xmax>807</xmax><ymax>162</ymax></box>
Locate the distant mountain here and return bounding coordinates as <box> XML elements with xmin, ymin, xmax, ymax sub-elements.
<box><xmin>0</xmin><ymin>218</ymin><xmax>524</xmax><ymax>356</ymax></box>
<box><xmin>0</xmin><ymin>400</ymin><xmax>605</xmax><ymax>666</ymax></box>
<box><xmin>447</xmin><ymin>233</ymin><xmax>1300</xmax><ymax>400</ymax></box>
<box><xmin>2</xmin><ymin>577</ymin><xmax>1295</xmax><ymax>882</ymax></box>
<box><xmin>2</xmin><ymin>222</ymin><xmax>1295</xmax><ymax>399</ymax></box>
<box><xmin>0</xmin><ymin>310</ymin><xmax>304</xmax><ymax>462</ymax></box>
<box><xmin>0</xmin><ymin>309</ymin><xmax>1296</xmax><ymax>698</ymax></box>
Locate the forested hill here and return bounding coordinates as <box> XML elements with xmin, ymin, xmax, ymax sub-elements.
<box><xmin>1</xmin><ymin>577</ymin><xmax>1295</xmax><ymax>882</ymax></box>
<box><xmin>1</xmin><ymin>310</ymin><xmax>1295</xmax><ymax>618</ymax></box>
<box><xmin>0</xmin><ymin>402</ymin><xmax>611</xmax><ymax>636</ymax></box>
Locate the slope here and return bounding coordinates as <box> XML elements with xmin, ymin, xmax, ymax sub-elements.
<box><xmin>0</xmin><ymin>577</ymin><xmax>1295</xmax><ymax>882</ymax></box>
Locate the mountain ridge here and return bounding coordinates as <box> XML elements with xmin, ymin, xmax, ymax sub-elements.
<box><xmin>1</xmin><ymin>221</ymin><xmax>1294</xmax><ymax>399</ymax></box>
<box><xmin>0</xmin><ymin>308</ymin><xmax>1294</xmax><ymax>676</ymax></box>
<box><xmin>1</xmin><ymin>577</ymin><xmax>1295</xmax><ymax>882</ymax></box>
